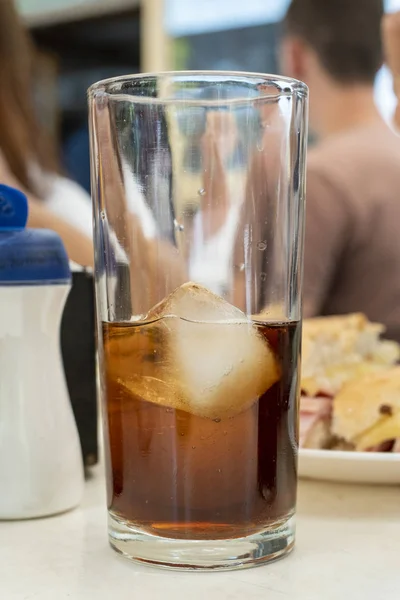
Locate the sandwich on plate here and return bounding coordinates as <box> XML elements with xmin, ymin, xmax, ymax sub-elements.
<box><xmin>300</xmin><ymin>313</ymin><xmax>400</xmax><ymax>452</ymax></box>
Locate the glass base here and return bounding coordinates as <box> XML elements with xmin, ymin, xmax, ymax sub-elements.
<box><xmin>108</xmin><ymin>513</ymin><xmax>295</xmax><ymax>571</ymax></box>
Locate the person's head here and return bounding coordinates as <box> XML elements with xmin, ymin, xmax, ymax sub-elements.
<box><xmin>0</xmin><ymin>0</ymin><xmax>57</xmax><ymax>195</ymax></box>
<box><xmin>282</xmin><ymin>0</ymin><xmax>384</xmax><ymax>131</ymax></box>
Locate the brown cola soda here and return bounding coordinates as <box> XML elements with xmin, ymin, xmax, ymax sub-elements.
<box><xmin>102</xmin><ymin>319</ymin><xmax>300</xmax><ymax>541</ymax></box>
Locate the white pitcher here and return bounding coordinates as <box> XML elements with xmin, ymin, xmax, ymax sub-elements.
<box><xmin>0</xmin><ymin>185</ymin><xmax>84</xmax><ymax>519</ymax></box>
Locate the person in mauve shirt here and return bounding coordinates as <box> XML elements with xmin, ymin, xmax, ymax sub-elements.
<box><xmin>281</xmin><ymin>0</ymin><xmax>400</xmax><ymax>342</ymax></box>
<box><xmin>0</xmin><ymin>0</ymin><xmax>93</xmax><ymax>266</ymax></box>
<box><xmin>0</xmin><ymin>0</ymin><xmax>189</xmax><ymax>299</ymax></box>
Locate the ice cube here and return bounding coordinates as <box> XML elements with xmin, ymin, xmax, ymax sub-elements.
<box><xmin>118</xmin><ymin>283</ymin><xmax>280</xmax><ymax>419</ymax></box>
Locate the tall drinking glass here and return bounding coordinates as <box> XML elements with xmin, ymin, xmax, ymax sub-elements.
<box><xmin>89</xmin><ymin>72</ymin><xmax>308</xmax><ymax>571</ymax></box>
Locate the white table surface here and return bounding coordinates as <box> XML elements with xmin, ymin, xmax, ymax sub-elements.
<box><xmin>1</xmin><ymin>467</ymin><xmax>399</xmax><ymax>600</ymax></box>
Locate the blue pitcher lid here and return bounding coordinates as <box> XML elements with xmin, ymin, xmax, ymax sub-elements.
<box><xmin>0</xmin><ymin>185</ymin><xmax>71</xmax><ymax>285</ymax></box>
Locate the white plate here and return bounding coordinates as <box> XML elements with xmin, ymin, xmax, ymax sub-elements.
<box><xmin>299</xmin><ymin>449</ymin><xmax>400</xmax><ymax>485</ymax></box>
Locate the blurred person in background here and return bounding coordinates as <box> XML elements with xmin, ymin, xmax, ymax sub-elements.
<box><xmin>0</xmin><ymin>0</ymin><xmax>93</xmax><ymax>265</ymax></box>
<box><xmin>383</xmin><ymin>10</ymin><xmax>400</xmax><ymax>129</ymax></box>
<box><xmin>281</xmin><ymin>0</ymin><xmax>400</xmax><ymax>342</ymax></box>
<box><xmin>0</xmin><ymin>0</ymin><xmax>181</xmax><ymax>283</ymax></box>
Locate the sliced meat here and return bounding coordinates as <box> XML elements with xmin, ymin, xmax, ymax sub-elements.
<box><xmin>366</xmin><ymin>440</ymin><xmax>395</xmax><ymax>453</ymax></box>
<box><xmin>299</xmin><ymin>396</ymin><xmax>333</xmax><ymax>449</ymax></box>
<box><xmin>300</xmin><ymin>396</ymin><xmax>332</xmax><ymax>416</ymax></box>
<box><xmin>299</xmin><ymin>412</ymin><xmax>320</xmax><ymax>447</ymax></box>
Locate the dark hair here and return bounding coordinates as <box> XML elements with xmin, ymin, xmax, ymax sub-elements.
<box><xmin>284</xmin><ymin>0</ymin><xmax>384</xmax><ymax>84</ymax></box>
<box><xmin>0</xmin><ymin>0</ymin><xmax>58</xmax><ymax>196</ymax></box>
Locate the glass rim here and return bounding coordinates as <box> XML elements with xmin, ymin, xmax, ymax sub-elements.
<box><xmin>87</xmin><ymin>70</ymin><xmax>308</xmax><ymax>106</ymax></box>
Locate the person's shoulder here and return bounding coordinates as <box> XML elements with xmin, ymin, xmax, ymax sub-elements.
<box><xmin>306</xmin><ymin>140</ymin><xmax>351</xmax><ymax>209</ymax></box>
<box><xmin>307</xmin><ymin>123</ymin><xmax>400</xmax><ymax>209</ymax></box>
<box><xmin>308</xmin><ymin>123</ymin><xmax>400</xmax><ymax>172</ymax></box>
<box><xmin>43</xmin><ymin>173</ymin><xmax>93</xmax><ymax>239</ymax></box>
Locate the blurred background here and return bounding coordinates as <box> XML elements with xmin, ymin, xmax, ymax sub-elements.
<box><xmin>17</xmin><ymin>0</ymin><xmax>400</xmax><ymax>194</ymax></box>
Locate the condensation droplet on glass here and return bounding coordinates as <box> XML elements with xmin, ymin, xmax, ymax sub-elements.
<box><xmin>217</xmin><ymin>469</ymin><xmax>222</xmax><ymax>474</ymax></box>
<box><xmin>260</xmin><ymin>272</ymin><xmax>267</xmax><ymax>282</ymax></box>
<box><xmin>180</xmin><ymin>432</ymin><xmax>185</xmax><ymax>437</ymax></box>
<box><xmin>198</xmin><ymin>188</ymin><xmax>206</xmax><ymax>196</ymax></box>
<box><xmin>192</xmin><ymin>446</ymin><xmax>196</xmax><ymax>450</ymax></box>
<box><xmin>174</xmin><ymin>219</ymin><xmax>184</xmax><ymax>232</ymax></box>
<box><xmin>239</xmin><ymin>263</ymin><xmax>245</xmax><ymax>272</ymax></box>
<box><xmin>100</xmin><ymin>210</ymin><xmax>106</xmax><ymax>221</ymax></box>
<box><xmin>213</xmin><ymin>418</ymin><xmax>221</xmax><ymax>424</ymax></box>
<box><xmin>257</xmin><ymin>140</ymin><xmax>264</xmax><ymax>152</ymax></box>
<box><xmin>257</xmin><ymin>241</ymin><xmax>267</xmax><ymax>251</ymax></box>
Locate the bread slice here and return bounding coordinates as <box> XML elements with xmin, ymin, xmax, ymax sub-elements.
<box><xmin>302</xmin><ymin>314</ymin><xmax>400</xmax><ymax>396</ymax></box>
<box><xmin>332</xmin><ymin>367</ymin><xmax>400</xmax><ymax>450</ymax></box>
